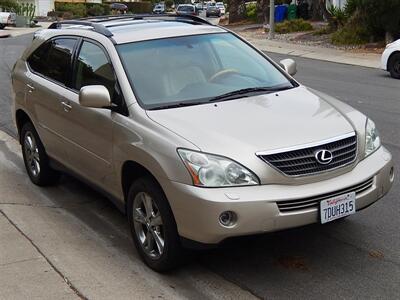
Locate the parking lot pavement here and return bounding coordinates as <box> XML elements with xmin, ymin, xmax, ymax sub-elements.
<box><xmin>0</xmin><ymin>33</ymin><xmax>399</xmax><ymax>299</ymax></box>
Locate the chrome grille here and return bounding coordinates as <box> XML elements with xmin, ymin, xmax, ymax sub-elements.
<box><xmin>277</xmin><ymin>177</ymin><xmax>374</xmax><ymax>212</ymax></box>
<box><xmin>257</xmin><ymin>133</ymin><xmax>357</xmax><ymax>176</ymax></box>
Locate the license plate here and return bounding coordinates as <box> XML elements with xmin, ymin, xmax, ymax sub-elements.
<box><xmin>320</xmin><ymin>192</ymin><xmax>356</xmax><ymax>224</ymax></box>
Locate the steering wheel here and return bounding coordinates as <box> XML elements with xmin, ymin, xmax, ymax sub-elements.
<box><xmin>209</xmin><ymin>68</ymin><xmax>239</xmax><ymax>82</ymax></box>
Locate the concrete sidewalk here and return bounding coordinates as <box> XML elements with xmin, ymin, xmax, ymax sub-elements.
<box><xmin>0</xmin><ymin>130</ymin><xmax>256</xmax><ymax>300</ymax></box>
<box><xmin>236</xmin><ymin>31</ymin><xmax>382</xmax><ymax>69</ymax></box>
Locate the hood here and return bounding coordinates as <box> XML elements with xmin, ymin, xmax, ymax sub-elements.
<box><xmin>146</xmin><ymin>86</ymin><xmax>355</xmax><ymax>160</ymax></box>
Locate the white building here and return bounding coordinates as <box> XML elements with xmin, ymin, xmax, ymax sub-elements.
<box><xmin>17</xmin><ymin>0</ymin><xmax>54</xmax><ymax>17</ymax></box>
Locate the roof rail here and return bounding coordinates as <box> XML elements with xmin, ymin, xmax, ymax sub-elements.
<box><xmin>48</xmin><ymin>14</ymin><xmax>213</xmax><ymax>38</ymax></box>
<box><xmin>48</xmin><ymin>20</ymin><xmax>113</xmax><ymax>37</ymax></box>
<box><xmin>80</xmin><ymin>14</ymin><xmax>213</xmax><ymax>26</ymax></box>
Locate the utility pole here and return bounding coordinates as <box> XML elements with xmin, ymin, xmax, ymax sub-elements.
<box><xmin>269</xmin><ymin>0</ymin><xmax>275</xmax><ymax>39</ymax></box>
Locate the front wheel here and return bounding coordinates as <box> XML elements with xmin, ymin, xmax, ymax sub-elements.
<box><xmin>388</xmin><ymin>53</ymin><xmax>400</xmax><ymax>79</ymax></box>
<box><xmin>127</xmin><ymin>177</ymin><xmax>185</xmax><ymax>272</ymax></box>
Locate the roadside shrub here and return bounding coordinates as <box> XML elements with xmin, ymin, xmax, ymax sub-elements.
<box><xmin>246</xmin><ymin>3</ymin><xmax>257</xmax><ymax>22</ymax></box>
<box><xmin>327</xmin><ymin>4</ymin><xmax>347</xmax><ymax>30</ymax></box>
<box><xmin>86</xmin><ymin>4</ymin><xmax>104</xmax><ymax>17</ymax></box>
<box><xmin>0</xmin><ymin>0</ymin><xmax>18</xmax><ymax>11</ymax></box>
<box><xmin>55</xmin><ymin>3</ymin><xmax>86</xmax><ymax>18</ymax></box>
<box><xmin>343</xmin><ymin>0</ymin><xmax>400</xmax><ymax>41</ymax></box>
<box><xmin>62</xmin><ymin>11</ymin><xmax>73</xmax><ymax>20</ymax></box>
<box><xmin>331</xmin><ymin>11</ymin><xmax>369</xmax><ymax>45</ymax></box>
<box><xmin>275</xmin><ymin>19</ymin><xmax>313</xmax><ymax>34</ymax></box>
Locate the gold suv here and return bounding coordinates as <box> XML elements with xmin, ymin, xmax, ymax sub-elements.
<box><xmin>12</xmin><ymin>15</ymin><xmax>394</xmax><ymax>271</ymax></box>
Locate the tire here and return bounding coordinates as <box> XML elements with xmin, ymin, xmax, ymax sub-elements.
<box><xmin>388</xmin><ymin>52</ymin><xmax>400</xmax><ymax>79</ymax></box>
<box><xmin>20</xmin><ymin>122</ymin><xmax>60</xmax><ymax>186</ymax></box>
<box><xmin>0</xmin><ymin>24</ymin><xmax>5</xmax><ymax>30</ymax></box>
<box><xmin>206</xmin><ymin>13</ymin><xmax>209</xmax><ymax>18</ymax></box>
<box><xmin>127</xmin><ymin>177</ymin><xmax>185</xmax><ymax>272</ymax></box>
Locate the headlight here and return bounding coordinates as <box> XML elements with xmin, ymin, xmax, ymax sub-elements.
<box><xmin>365</xmin><ymin>118</ymin><xmax>381</xmax><ymax>157</ymax></box>
<box><xmin>177</xmin><ymin>149</ymin><xmax>259</xmax><ymax>187</ymax></box>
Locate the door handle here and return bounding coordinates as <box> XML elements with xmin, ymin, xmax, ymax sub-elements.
<box><xmin>26</xmin><ymin>83</ymin><xmax>35</xmax><ymax>93</ymax></box>
<box><xmin>61</xmin><ymin>101</ymin><xmax>72</xmax><ymax>112</ymax></box>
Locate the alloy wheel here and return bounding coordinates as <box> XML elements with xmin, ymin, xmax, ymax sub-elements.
<box><xmin>24</xmin><ymin>132</ymin><xmax>40</xmax><ymax>177</ymax></box>
<box><xmin>133</xmin><ymin>192</ymin><xmax>165</xmax><ymax>259</ymax></box>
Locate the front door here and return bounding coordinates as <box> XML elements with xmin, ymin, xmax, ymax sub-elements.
<box><xmin>57</xmin><ymin>39</ymin><xmax>117</xmax><ymax>187</ymax></box>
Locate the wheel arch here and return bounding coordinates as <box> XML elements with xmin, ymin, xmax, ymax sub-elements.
<box><xmin>15</xmin><ymin>109</ymin><xmax>33</xmax><ymax>143</ymax></box>
<box><xmin>121</xmin><ymin>160</ymin><xmax>166</xmax><ymax>206</ymax></box>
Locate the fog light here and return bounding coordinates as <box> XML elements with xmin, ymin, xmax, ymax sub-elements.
<box><xmin>389</xmin><ymin>166</ymin><xmax>395</xmax><ymax>183</ymax></box>
<box><xmin>219</xmin><ymin>211</ymin><xmax>237</xmax><ymax>227</ymax></box>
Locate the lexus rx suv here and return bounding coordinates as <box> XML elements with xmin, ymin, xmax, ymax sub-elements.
<box><xmin>12</xmin><ymin>15</ymin><xmax>394</xmax><ymax>271</ymax></box>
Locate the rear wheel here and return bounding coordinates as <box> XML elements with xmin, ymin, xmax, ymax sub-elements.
<box><xmin>21</xmin><ymin>122</ymin><xmax>60</xmax><ymax>186</ymax></box>
<box><xmin>127</xmin><ymin>177</ymin><xmax>185</xmax><ymax>272</ymax></box>
<box><xmin>388</xmin><ymin>52</ymin><xmax>400</xmax><ymax>79</ymax></box>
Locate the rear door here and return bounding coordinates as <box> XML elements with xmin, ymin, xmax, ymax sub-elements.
<box><xmin>26</xmin><ymin>37</ymin><xmax>78</xmax><ymax>165</ymax></box>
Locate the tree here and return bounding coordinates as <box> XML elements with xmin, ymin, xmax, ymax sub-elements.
<box><xmin>311</xmin><ymin>0</ymin><xmax>330</xmax><ymax>21</ymax></box>
<box><xmin>228</xmin><ymin>0</ymin><xmax>246</xmax><ymax>23</ymax></box>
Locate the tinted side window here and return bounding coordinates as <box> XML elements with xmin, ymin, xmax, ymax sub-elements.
<box><xmin>27</xmin><ymin>42</ymin><xmax>51</xmax><ymax>75</ymax></box>
<box><xmin>28</xmin><ymin>38</ymin><xmax>76</xmax><ymax>85</ymax></box>
<box><xmin>74</xmin><ymin>41</ymin><xmax>116</xmax><ymax>100</ymax></box>
<box><xmin>46</xmin><ymin>39</ymin><xmax>76</xmax><ymax>85</ymax></box>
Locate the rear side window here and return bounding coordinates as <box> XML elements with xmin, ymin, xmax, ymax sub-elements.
<box><xmin>74</xmin><ymin>41</ymin><xmax>116</xmax><ymax>100</ymax></box>
<box><xmin>28</xmin><ymin>38</ymin><xmax>77</xmax><ymax>85</ymax></box>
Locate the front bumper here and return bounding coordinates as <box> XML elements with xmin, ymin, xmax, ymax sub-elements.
<box><xmin>160</xmin><ymin>146</ymin><xmax>394</xmax><ymax>244</ymax></box>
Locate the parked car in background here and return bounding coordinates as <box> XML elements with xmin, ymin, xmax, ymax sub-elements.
<box><xmin>176</xmin><ymin>4</ymin><xmax>196</xmax><ymax>16</ymax></box>
<box><xmin>381</xmin><ymin>39</ymin><xmax>400</xmax><ymax>79</ymax></box>
<box><xmin>0</xmin><ymin>12</ymin><xmax>16</xmax><ymax>29</ymax></box>
<box><xmin>216</xmin><ymin>2</ymin><xmax>225</xmax><ymax>15</ymax></box>
<box><xmin>153</xmin><ymin>3</ymin><xmax>165</xmax><ymax>14</ymax></box>
<box><xmin>206</xmin><ymin>2</ymin><xmax>220</xmax><ymax>17</ymax></box>
<box><xmin>195</xmin><ymin>3</ymin><xmax>204</xmax><ymax>11</ymax></box>
<box><xmin>110</xmin><ymin>3</ymin><xmax>128</xmax><ymax>13</ymax></box>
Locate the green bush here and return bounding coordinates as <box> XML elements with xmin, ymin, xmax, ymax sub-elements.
<box><xmin>55</xmin><ymin>3</ymin><xmax>86</xmax><ymax>18</ymax></box>
<box><xmin>275</xmin><ymin>19</ymin><xmax>313</xmax><ymax>34</ymax></box>
<box><xmin>246</xmin><ymin>3</ymin><xmax>257</xmax><ymax>22</ymax></box>
<box><xmin>327</xmin><ymin>4</ymin><xmax>347</xmax><ymax>30</ymax></box>
<box><xmin>0</xmin><ymin>0</ymin><xmax>18</xmax><ymax>11</ymax></box>
<box><xmin>86</xmin><ymin>4</ymin><xmax>104</xmax><ymax>17</ymax></box>
<box><xmin>331</xmin><ymin>11</ymin><xmax>369</xmax><ymax>45</ymax></box>
<box><xmin>343</xmin><ymin>0</ymin><xmax>400</xmax><ymax>41</ymax></box>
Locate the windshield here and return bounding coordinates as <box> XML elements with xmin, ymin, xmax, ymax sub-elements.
<box><xmin>117</xmin><ymin>33</ymin><xmax>295</xmax><ymax>109</ymax></box>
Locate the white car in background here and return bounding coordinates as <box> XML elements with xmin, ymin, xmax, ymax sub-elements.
<box><xmin>381</xmin><ymin>39</ymin><xmax>400</xmax><ymax>79</ymax></box>
<box><xmin>0</xmin><ymin>12</ymin><xmax>16</xmax><ymax>29</ymax></box>
<box><xmin>216</xmin><ymin>2</ymin><xmax>225</xmax><ymax>15</ymax></box>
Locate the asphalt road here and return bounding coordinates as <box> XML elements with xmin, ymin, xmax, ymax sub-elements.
<box><xmin>0</xmin><ymin>33</ymin><xmax>399</xmax><ymax>299</ymax></box>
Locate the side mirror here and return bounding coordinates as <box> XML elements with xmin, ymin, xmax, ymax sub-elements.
<box><xmin>79</xmin><ymin>85</ymin><xmax>111</xmax><ymax>109</ymax></box>
<box><xmin>279</xmin><ymin>58</ymin><xmax>297</xmax><ymax>76</ymax></box>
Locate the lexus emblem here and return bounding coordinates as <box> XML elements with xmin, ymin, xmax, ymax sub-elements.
<box><xmin>315</xmin><ymin>149</ymin><xmax>333</xmax><ymax>165</ymax></box>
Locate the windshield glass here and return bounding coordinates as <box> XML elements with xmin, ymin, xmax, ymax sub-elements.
<box><xmin>117</xmin><ymin>33</ymin><xmax>294</xmax><ymax>109</ymax></box>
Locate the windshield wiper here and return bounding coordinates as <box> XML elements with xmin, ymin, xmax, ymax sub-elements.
<box><xmin>149</xmin><ymin>101</ymin><xmax>206</xmax><ymax>110</ymax></box>
<box><xmin>208</xmin><ymin>86</ymin><xmax>293</xmax><ymax>103</ymax></box>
